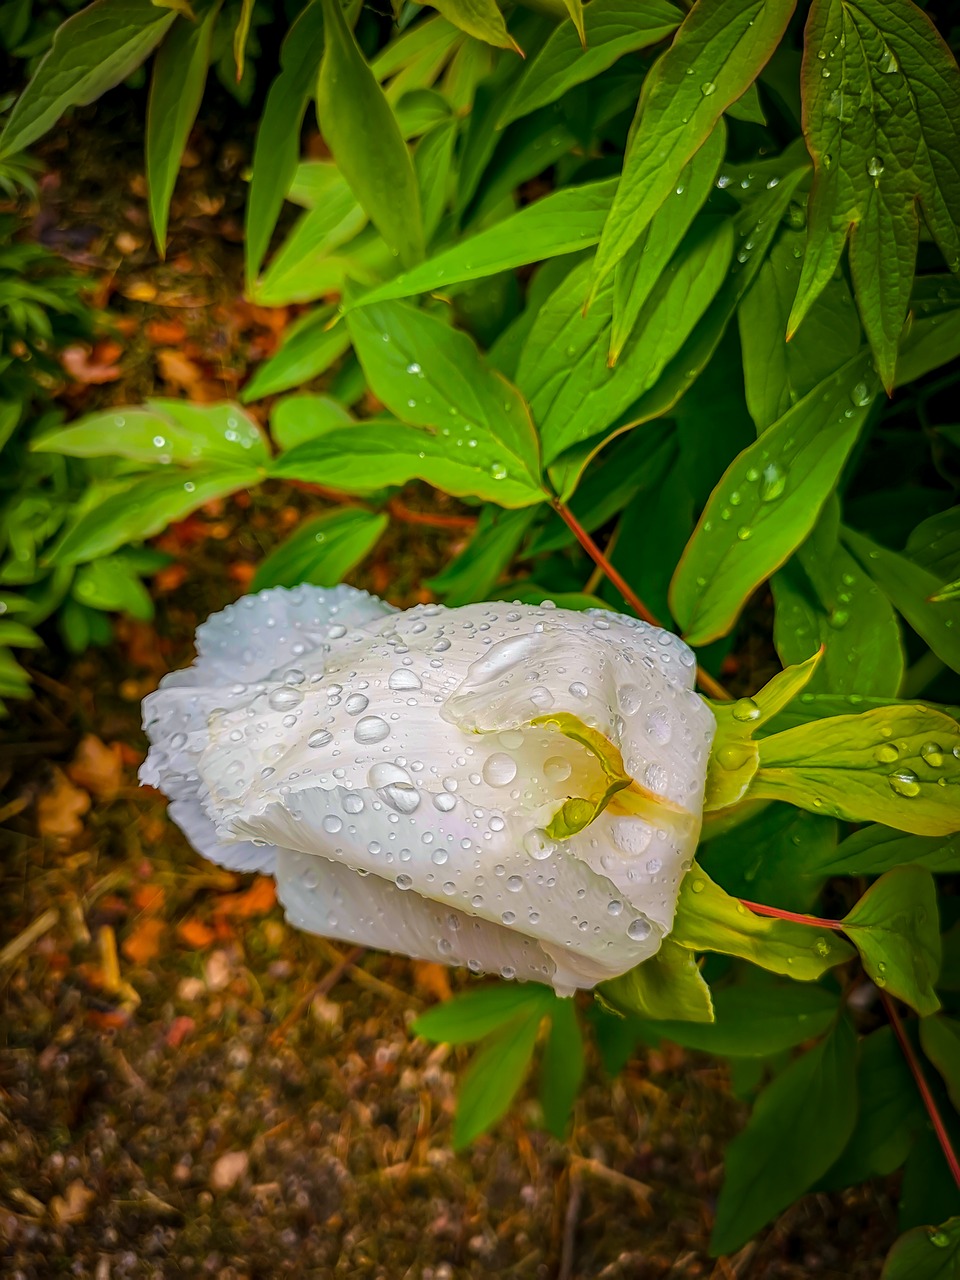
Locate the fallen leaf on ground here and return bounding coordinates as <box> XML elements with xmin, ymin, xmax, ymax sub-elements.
<box><xmin>49</xmin><ymin>1180</ymin><xmax>96</xmax><ymax>1226</ymax></box>
<box><xmin>132</xmin><ymin>883</ymin><xmax>165</xmax><ymax>915</ymax></box>
<box><xmin>146</xmin><ymin>318</ymin><xmax>187</xmax><ymax>345</ymax></box>
<box><xmin>156</xmin><ymin>348</ymin><xmax>203</xmax><ymax>392</ymax></box>
<box><xmin>177</xmin><ymin>919</ymin><xmax>216</xmax><ymax>949</ymax></box>
<box><xmin>61</xmin><ymin>344</ymin><xmax>123</xmax><ymax>384</ymax></box>
<box><xmin>213</xmin><ymin>876</ymin><xmax>276</xmax><ymax>919</ymax></box>
<box><xmin>67</xmin><ymin>734</ymin><xmax>123</xmax><ymax>799</ymax></box>
<box><xmin>166</xmin><ymin>1016</ymin><xmax>196</xmax><ymax>1049</ymax></box>
<box><xmin>122</xmin><ymin>918</ymin><xmax>166</xmax><ymax>966</ymax></box>
<box><xmin>413</xmin><ymin>962</ymin><xmax>452</xmax><ymax>1003</ymax></box>
<box><xmin>36</xmin><ymin>768</ymin><xmax>90</xmax><ymax>839</ymax></box>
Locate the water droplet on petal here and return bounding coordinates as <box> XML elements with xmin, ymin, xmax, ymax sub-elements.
<box><xmin>482</xmin><ymin>752</ymin><xmax>518</xmax><ymax>787</ymax></box>
<box><xmin>388</xmin><ymin>669</ymin><xmax>422</xmax><ymax>691</ymax></box>
<box><xmin>268</xmin><ymin>687</ymin><xmax>304</xmax><ymax>712</ymax></box>
<box><xmin>354</xmin><ymin>716</ymin><xmax>390</xmax><ymax>745</ymax></box>
<box><xmin>627</xmin><ymin>916</ymin><xmax>653</xmax><ymax>941</ymax></box>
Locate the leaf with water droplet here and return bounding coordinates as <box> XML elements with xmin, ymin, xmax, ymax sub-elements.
<box><xmin>789</xmin><ymin>0</ymin><xmax>960</xmax><ymax>390</ymax></box>
<box><xmin>880</xmin><ymin>1216</ymin><xmax>960</xmax><ymax>1280</ymax></box>
<box><xmin>842</xmin><ymin>867</ymin><xmax>940</xmax><ymax>1016</ymax></box>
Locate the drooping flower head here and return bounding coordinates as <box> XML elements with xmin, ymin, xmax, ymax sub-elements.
<box><xmin>141</xmin><ymin>586</ymin><xmax>715</xmax><ymax>993</ymax></box>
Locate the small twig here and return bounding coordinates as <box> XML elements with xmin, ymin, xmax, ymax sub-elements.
<box><xmin>569</xmin><ymin>1155</ymin><xmax>652</xmax><ymax>1201</ymax></box>
<box><xmin>0</xmin><ymin>908</ymin><xmax>58</xmax><ymax>969</ymax></box>
<box><xmin>270</xmin><ymin>946</ymin><xmax>364</xmax><ymax>1043</ymax></box>
<box><xmin>880</xmin><ymin>990</ymin><xmax>960</xmax><ymax>1190</ymax></box>
<box><xmin>551</xmin><ymin>499</ymin><xmax>731</xmax><ymax>702</ymax></box>
<box><xmin>387</xmin><ymin>497</ymin><xmax>478</xmax><ymax>531</ymax></box>
<box><xmin>558</xmin><ymin>1169</ymin><xmax>583</xmax><ymax>1280</ymax></box>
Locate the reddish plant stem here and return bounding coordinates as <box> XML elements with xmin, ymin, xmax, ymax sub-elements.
<box><xmin>880</xmin><ymin>990</ymin><xmax>960</xmax><ymax>1190</ymax></box>
<box><xmin>738</xmin><ymin>899</ymin><xmax>847</xmax><ymax>932</ymax></box>
<box><xmin>552</xmin><ymin>499</ymin><xmax>732</xmax><ymax>701</ymax></box>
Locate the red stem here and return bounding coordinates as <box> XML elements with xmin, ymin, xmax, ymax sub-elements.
<box><xmin>880</xmin><ymin>990</ymin><xmax>960</xmax><ymax>1190</ymax></box>
<box><xmin>738</xmin><ymin>899</ymin><xmax>846</xmax><ymax>932</ymax></box>
<box><xmin>551</xmin><ymin>500</ymin><xmax>731</xmax><ymax>702</ymax></box>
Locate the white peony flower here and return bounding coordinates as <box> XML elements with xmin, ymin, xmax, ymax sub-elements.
<box><xmin>141</xmin><ymin>585</ymin><xmax>715</xmax><ymax>994</ymax></box>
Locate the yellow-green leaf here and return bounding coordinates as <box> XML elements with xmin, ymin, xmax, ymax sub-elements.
<box><xmin>423</xmin><ymin>0</ymin><xmax>519</xmax><ymax>51</ymax></box>
<box><xmin>599</xmin><ymin>938</ymin><xmax>715</xmax><ymax>1023</ymax></box>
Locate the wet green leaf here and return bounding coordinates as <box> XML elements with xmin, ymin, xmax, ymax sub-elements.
<box><xmin>251</xmin><ymin>508</ymin><xmax>388</xmax><ymax>591</ymax></box>
<box><xmin>842</xmin><ymin>867</ymin><xmax>940</xmax><ymax>1016</ymax></box>
<box><xmin>245</xmin><ymin>1</ymin><xmax>326</xmax><ymax>287</ymax></box>
<box><xmin>599</xmin><ymin>938</ymin><xmax>715</xmax><ymax>1024</ymax></box>
<box><xmin>882</xmin><ymin>1219</ymin><xmax>960</xmax><ymax>1280</ymax></box>
<box><xmin>591</xmin><ymin>0</ymin><xmax>796</xmax><ymax>295</ymax></box>
<box><xmin>271</xmin><ymin>393</ymin><xmax>353</xmax><ymax>452</ymax></box>
<box><xmin>496</xmin><ymin>0</ymin><xmax>681</xmax><ymax>129</ymax></box>
<box><xmin>346</xmin><ymin>298</ymin><xmax>542</xmax><ymax>491</ymax></box>
<box><xmin>146</xmin><ymin>4</ymin><xmax>218</xmax><ymax>254</ymax></box>
<box><xmin>317</xmin><ymin>0</ymin><xmax>424</xmax><ymax>268</ymax></box>
<box><xmin>72</xmin><ymin>557</ymin><xmax>153</xmax><ymax>620</ymax></box>
<box><xmin>671</xmin><ymin>864</ymin><xmax>855</xmax><ymax>979</ymax></box>
<box><xmin>754</xmin><ymin>703</ymin><xmax>960</xmax><ymax>836</ymax></box>
<box><xmin>670</xmin><ymin>352</ymin><xmax>879</xmax><ymax>646</ymax></box>
<box><xmin>428</xmin><ymin>505</ymin><xmax>536</xmax><ymax>605</ymax></box>
<box><xmin>0</xmin><ymin>0</ymin><xmax>178</xmax><ymax>159</ymax></box>
<box><xmin>347</xmin><ymin>178</ymin><xmax>617</xmax><ymax>308</ymax></box>
<box><xmin>812</xmin><ymin>825</ymin><xmax>960</xmax><ymax>876</ymax></box>
<box><xmin>711</xmin><ymin>1018</ymin><xmax>858</xmax><ymax>1256</ymax></box>
<box><xmin>701</xmin><ymin>803</ymin><xmax>835</xmax><ymax>911</ymax></box>
<box><xmin>242</xmin><ymin>307</ymin><xmax>353</xmax><ymax>403</ymax></box>
<box><xmin>453</xmin><ymin>1005</ymin><xmax>546</xmax><ymax>1147</ymax></box>
<box><xmin>790</xmin><ymin>0</ymin><xmax>960</xmax><ymax>390</ymax></box>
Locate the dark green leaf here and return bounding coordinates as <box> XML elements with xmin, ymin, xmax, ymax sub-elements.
<box><xmin>882</xmin><ymin>1219</ymin><xmax>960</xmax><ymax>1280</ymax></box>
<box><xmin>790</xmin><ymin>0</ymin><xmax>960</xmax><ymax>390</ymax></box>
<box><xmin>428</xmin><ymin>505</ymin><xmax>536</xmax><ymax>605</ymax></box>
<box><xmin>701</xmin><ymin>802</ymin><xmax>835</xmax><ymax>911</ymax></box>
<box><xmin>251</xmin><ymin>508</ymin><xmax>387</xmax><ymax>591</ymax></box>
<box><xmin>669</xmin><ymin>352</ymin><xmax>879</xmax><ymax>646</ymax></box>
<box><xmin>920</xmin><ymin>1016</ymin><xmax>960</xmax><ymax>1114</ymax></box>
<box><xmin>591</xmin><ymin>0</ymin><xmax>797</xmax><ymax>295</ymax></box>
<box><xmin>896</xmin><ymin>276</ymin><xmax>960</xmax><ymax>388</ymax></box>
<box><xmin>245</xmin><ymin>1</ymin><xmax>328</xmax><ymax>287</ymax></box>
<box><xmin>242</xmin><ymin>307</ymin><xmax>353</xmax><ymax>403</ymax></box>
<box><xmin>317</xmin><ymin>0</ymin><xmax>424</xmax><ymax>268</ymax></box>
<box><xmin>0</xmin><ymin>0</ymin><xmax>178</xmax><ymax>159</ymax></box>
<box><xmin>842</xmin><ymin>867</ymin><xmax>941</xmax><ymax>1016</ymax></box>
<box><xmin>812</xmin><ymin>824</ymin><xmax>960</xmax><ymax>876</ymax></box>
<box><xmin>710</xmin><ymin>1018</ymin><xmax>858</xmax><ymax>1256</ymax></box>
<box><xmin>496</xmin><ymin>0</ymin><xmax>682</xmax><ymax>130</ymax></box>
<box><xmin>146</xmin><ymin>5</ymin><xmax>217</xmax><ymax>254</ymax></box>
<box><xmin>346</xmin><ymin>298</ymin><xmax>542</xmax><ymax>491</ymax></box>
<box><xmin>539</xmin><ymin>998</ymin><xmax>584</xmax><ymax>1139</ymax></box>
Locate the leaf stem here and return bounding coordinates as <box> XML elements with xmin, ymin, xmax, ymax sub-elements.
<box><xmin>552</xmin><ymin>498</ymin><xmax>731</xmax><ymax>701</ymax></box>
<box><xmin>879</xmin><ymin>989</ymin><xmax>960</xmax><ymax>1191</ymax></box>
<box><xmin>738</xmin><ymin>899</ymin><xmax>847</xmax><ymax>932</ymax></box>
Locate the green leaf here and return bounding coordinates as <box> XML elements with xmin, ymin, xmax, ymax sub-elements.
<box><xmin>423</xmin><ymin>0</ymin><xmax>517</xmax><ymax>51</ymax></box>
<box><xmin>773</xmin><ymin>498</ymin><xmax>904</xmax><ymax>697</ymax></box>
<box><xmin>346</xmin><ymin>299</ymin><xmax>542</xmax><ymax>491</ymax></box>
<box><xmin>908</xmin><ymin>508</ymin><xmax>960</xmax><ymax>585</ymax></box>
<box><xmin>252</xmin><ymin>183</ymin><xmax>367</xmax><ymax>306</ymax></box>
<box><xmin>495</xmin><ymin>0</ymin><xmax>682</xmax><ymax>130</ymax></box>
<box><xmin>920</xmin><ymin>1016</ymin><xmax>960</xmax><ymax>1114</ymax></box>
<box><xmin>738</xmin><ymin>226</ymin><xmax>862</xmax><ymax>431</ymax></box>
<box><xmin>72</xmin><ymin>556</ymin><xmax>153</xmax><ymax>620</ymax></box>
<box><xmin>671</xmin><ymin>864</ymin><xmax>855</xmax><ymax>980</ymax></box>
<box><xmin>726</xmin><ymin>80</ymin><xmax>766</xmax><ymax>124</ymax></box>
<box><xmin>272</xmin><ymin>420</ymin><xmax>544</xmax><ymax>506</ymax></box>
<box><xmin>317</xmin><ymin>0</ymin><xmax>424</xmax><ymax>268</ymax></box>
<box><xmin>520</xmin><ymin>218</ymin><xmax>733</xmax><ymax>467</ymax></box>
<box><xmin>841</xmin><ymin>868</ymin><xmax>940</xmax><ymax>1016</ymax></box>
<box><xmin>346</xmin><ymin>178</ymin><xmax>618</xmax><ymax>309</ymax></box>
<box><xmin>539</xmin><ymin>998</ymin><xmax>584</xmax><ymax>1139</ymax></box>
<box><xmin>844</xmin><ymin>526</ymin><xmax>960</xmax><ymax>676</ymax></box>
<box><xmin>0</xmin><ymin>0</ymin><xmax>178</xmax><ymax>159</ymax></box>
<box><xmin>254</xmin><ymin>224</ymin><xmax>393</xmax><ymax>307</ymax></box>
<box><xmin>549</xmin><ymin>159</ymin><xmax>811</xmax><ymax>501</ymax></box>
<box><xmin>896</xmin><ymin>276</ymin><xmax>960</xmax><ymax>388</ymax></box>
<box><xmin>271</xmin><ymin>393</ymin><xmax>353</xmax><ymax>452</ymax></box>
<box><xmin>453</xmin><ymin>1006</ymin><xmax>543</xmax><ymax>1149</ymax></box>
<box><xmin>669</xmin><ymin>352</ymin><xmax>879</xmax><ymax>646</ymax></box>
<box><xmin>610</xmin><ymin>123</ymin><xmax>725</xmax><ymax>365</ymax></box>
<box><xmin>232</xmin><ymin>0</ymin><xmax>254</xmax><ymax>80</ymax></box>
<box><xmin>599</xmin><ymin>938</ymin><xmax>715</xmax><ymax>1024</ymax></box>
<box><xmin>146</xmin><ymin>4</ymin><xmax>218</xmax><ymax>254</ymax></box>
<box><xmin>590</xmin><ymin>0</ymin><xmax>797</xmax><ymax>295</ymax></box>
<box><xmin>245</xmin><ymin>1</ymin><xmax>326</xmax><ymax>287</ymax></box>
<box><xmin>34</xmin><ymin>400</ymin><xmax>270</xmax><ymax>468</ymax></box>
<box><xmin>251</xmin><ymin>508</ymin><xmax>387</xmax><ymax>591</ymax></box>
<box><xmin>49</xmin><ymin>466</ymin><xmax>257</xmax><ymax>565</ymax></box>
<box><xmin>414</xmin><ymin>118</ymin><xmax>457</xmax><ymax>241</ymax></box>
<box><xmin>558</xmin><ymin>0</ymin><xmax>585</xmax><ymax>48</ymax></box>
<box><xmin>413</xmin><ymin>983</ymin><xmax>553</xmax><ymax>1044</ymax></box>
<box><xmin>0</xmin><ymin>621</ymin><xmax>42</xmax><ymax>648</ymax></box>
<box><xmin>639</xmin><ymin>980</ymin><xmax>840</xmax><ymax>1057</ymax></box>
<box><xmin>821</xmin><ymin>1026</ymin><xmax>923</xmax><ymax>1189</ymax></box>
<box><xmin>701</xmin><ymin>803</ymin><xmax>835</xmax><ymax>912</ymax></box>
<box><xmin>789</xmin><ymin>0</ymin><xmax>960</xmax><ymax>391</ymax></box>
<box><xmin>242</xmin><ymin>307</ymin><xmax>353</xmax><ymax>403</ymax></box>
<box><xmin>428</xmin><ymin>505</ymin><xmax>536</xmax><ymax>606</ymax></box>
<box><xmin>754</xmin><ymin>703</ymin><xmax>960</xmax><ymax>837</ymax></box>
<box><xmin>710</xmin><ymin>1018</ymin><xmax>858</xmax><ymax>1256</ymax></box>
<box><xmin>811</xmin><ymin>825</ymin><xmax>960</xmax><ymax>877</ymax></box>
<box><xmin>882</xmin><ymin>1219</ymin><xmax>960</xmax><ymax>1280</ymax></box>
